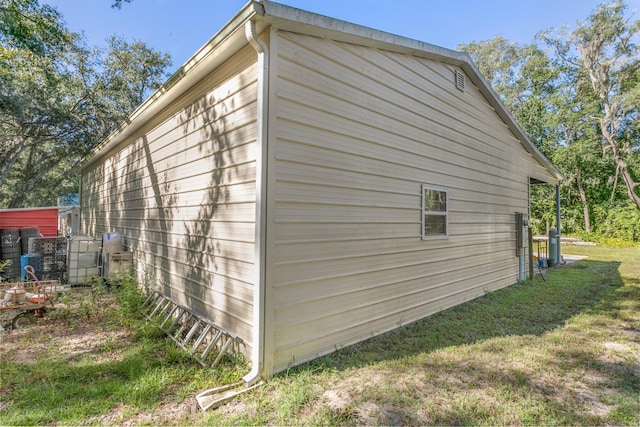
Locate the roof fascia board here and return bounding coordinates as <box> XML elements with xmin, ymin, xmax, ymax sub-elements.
<box><xmin>259</xmin><ymin>1</ymin><xmax>468</xmax><ymax>65</ymax></box>
<box><xmin>257</xmin><ymin>1</ymin><xmax>563</xmax><ymax>182</ymax></box>
<box><xmin>83</xmin><ymin>1</ymin><xmax>261</xmax><ymax>169</ymax></box>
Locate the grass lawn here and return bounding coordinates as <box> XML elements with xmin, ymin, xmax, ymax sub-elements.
<box><xmin>1</xmin><ymin>244</ymin><xmax>638</xmax><ymax>425</ymax></box>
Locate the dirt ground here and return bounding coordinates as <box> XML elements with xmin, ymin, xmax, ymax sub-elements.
<box><xmin>0</xmin><ymin>291</ymin><xmax>199</xmax><ymax>425</ymax></box>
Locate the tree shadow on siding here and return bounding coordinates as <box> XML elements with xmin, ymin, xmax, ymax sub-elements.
<box><xmin>177</xmin><ymin>89</ymin><xmax>239</xmax><ymax>325</ymax></box>
<box><xmin>88</xmin><ymin>141</ymin><xmax>157</xmax><ymax>267</ymax></box>
<box><xmin>82</xmin><ymin>131</ymin><xmax>178</xmax><ymax>294</ymax></box>
<box><xmin>88</xmin><ymin>67</ymin><xmax>252</xmax><ymax>341</ymax></box>
<box><xmin>140</xmin><ymin>136</ymin><xmax>179</xmax><ymax>296</ymax></box>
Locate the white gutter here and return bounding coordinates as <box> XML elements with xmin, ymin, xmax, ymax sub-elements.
<box><xmin>196</xmin><ymin>16</ymin><xmax>268</xmax><ymax>411</ymax></box>
<box><xmin>243</xmin><ymin>16</ymin><xmax>269</xmax><ymax>387</ymax></box>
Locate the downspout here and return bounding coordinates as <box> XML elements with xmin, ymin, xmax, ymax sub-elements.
<box><xmin>243</xmin><ymin>18</ymin><xmax>269</xmax><ymax>386</ymax></box>
<box><xmin>195</xmin><ymin>18</ymin><xmax>268</xmax><ymax>411</ymax></box>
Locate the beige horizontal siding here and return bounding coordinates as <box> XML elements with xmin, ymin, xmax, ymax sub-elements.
<box><xmin>273</xmin><ymin>266</ymin><xmax>516</xmax><ymax>367</ymax></box>
<box><xmin>267</xmin><ymin>31</ymin><xmax>553</xmax><ymax>372</ymax></box>
<box><xmin>274</xmin><ymin>232</ymin><xmax>513</xmax><ymax>263</ymax></box>
<box><xmin>81</xmin><ymin>45</ymin><xmax>259</xmax><ymax>346</ymax></box>
<box><xmin>274</xmin><ymin>256</ymin><xmax>514</xmax><ymax>330</ymax></box>
<box><xmin>273</xmin><ymin>242</ymin><xmax>514</xmax><ymax>291</ymax></box>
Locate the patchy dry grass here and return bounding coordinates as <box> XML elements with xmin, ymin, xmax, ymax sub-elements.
<box><xmin>0</xmin><ymin>283</ymin><xmax>243</xmax><ymax>426</ymax></box>
<box><xmin>1</xmin><ymin>244</ymin><xmax>639</xmax><ymax>425</ymax></box>
<box><xmin>201</xmin><ymin>244</ymin><xmax>640</xmax><ymax>426</ymax></box>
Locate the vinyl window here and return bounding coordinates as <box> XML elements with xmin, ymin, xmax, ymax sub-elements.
<box><xmin>422</xmin><ymin>184</ymin><xmax>448</xmax><ymax>239</ymax></box>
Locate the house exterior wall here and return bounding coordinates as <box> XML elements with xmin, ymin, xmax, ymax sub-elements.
<box><xmin>80</xmin><ymin>45</ymin><xmax>259</xmax><ymax>349</ymax></box>
<box><xmin>264</xmin><ymin>30</ymin><xmax>558</xmax><ymax>373</ymax></box>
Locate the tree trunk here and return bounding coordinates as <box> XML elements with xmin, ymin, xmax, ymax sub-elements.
<box><xmin>577</xmin><ymin>16</ymin><xmax>640</xmax><ymax>210</ymax></box>
<box><xmin>615</xmin><ymin>153</ymin><xmax>640</xmax><ymax>208</ymax></box>
<box><xmin>610</xmin><ymin>165</ymin><xmax>619</xmax><ymax>202</ymax></box>
<box><xmin>601</xmin><ymin>126</ymin><xmax>640</xmax><ymax>209</ymax></box>
<box><xmin>576</xmin><ymin>167</ymin><xmax>591</xmax><ymax>233</ymax></box>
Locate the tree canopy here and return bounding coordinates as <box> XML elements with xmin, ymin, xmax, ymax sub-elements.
<box><xmin>0</xmin><ymin>0</ymin><xmax>171</xmax><ymax>207</ymax></box>
<box><xmin>461</xmin><ymin>0</ymin><xmax>639</xmax><ymax>241</ymax></box>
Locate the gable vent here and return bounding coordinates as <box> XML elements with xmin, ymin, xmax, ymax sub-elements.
<box><xmin>454</xmin><ymin>69</ymin><xmax>466</xmax><ymax>92</ymax></box>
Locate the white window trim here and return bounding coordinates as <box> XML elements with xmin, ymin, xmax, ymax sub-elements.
<box><xmin>421</xmin><ymin>184</ymin><xmax>449</xmax><ymax>240</ymax></box>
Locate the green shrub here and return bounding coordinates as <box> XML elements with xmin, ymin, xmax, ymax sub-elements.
<box><xmin>533</xmin><ymin>201</ymin><xmax>639</xmax><ymax>244</ymax></box>
<box><xmin>110</xmin><ymin>272</ymin><xmax>146</xmax><ymax>327</ymax></box>
<box><xmin>591</xmin><ymin>203</ymin><xmax>640</xmax><ymax>242</ymax></box>
<box><xmin>575</xmin><ymin>232</ymin><xmax>638</xmax><ymax>247</ymax></box>
<box><xmin>559</xmin><ymin>204</ymin><xmax>587</xmax><ymax>236</ymax></box>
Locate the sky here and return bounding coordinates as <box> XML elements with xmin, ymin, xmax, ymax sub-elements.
<box><xmin>45</xmin><ymin>0</ymin><xmax>638</xmax><ymax>74</ymax></box>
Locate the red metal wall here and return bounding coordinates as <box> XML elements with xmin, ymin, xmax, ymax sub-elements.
<box><xmin>0</xmin><ymin>207</ymin><xmax>59</xmax><ymax>237</ymax></box>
